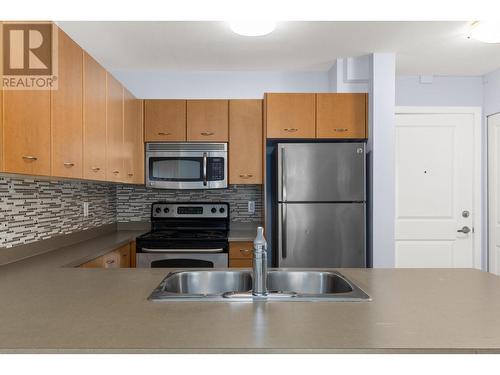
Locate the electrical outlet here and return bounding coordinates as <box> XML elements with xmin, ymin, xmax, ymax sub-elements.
<box><xmin>83</xmin><ymin>202</ymin><xmax>89</xmax><ymax>217</ymax></box>
<box><xmin>248</xmin><ymin>201</ymin><xmax>255</xmax><ymax>214</ymax></box>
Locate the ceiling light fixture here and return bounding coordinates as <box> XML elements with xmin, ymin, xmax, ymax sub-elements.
<box><xmin>229</xmin><ymin>20</ymin><xmax>276</xmax><ymax>36</ymax></box>
<box><xmin>469</xmin><ymin>21</ymin><xmax>500</xmax><ymax>43</ymax></box>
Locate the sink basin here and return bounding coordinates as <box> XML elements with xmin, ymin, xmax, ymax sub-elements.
<box><xmin>148</xmin><ymin>270</ymin><xmax>370</xmax><ymax>302</ymax></box>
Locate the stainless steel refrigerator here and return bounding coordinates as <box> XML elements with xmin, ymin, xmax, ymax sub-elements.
<box><xmin>276</xmin><ymin>143</ymin><xmax>366</xmax><ymax>268</ymax></box>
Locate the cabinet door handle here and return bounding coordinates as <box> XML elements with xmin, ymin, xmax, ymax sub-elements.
<box><xmin>333</xmin><ymin>128</ymin><xmax>349</xmax><ymax>132</ymax></box>
<box><xmin>63</xmin><ymin>162</ymin><xmax>75</xmax><ymax>167</ymax></box>
<box><xmin>239</xmin><ymin>174</ymin><xmax>253</xmax><ymax>179</ymax></box>
<box><xmin>200</xmin><ymin>131</ymin><xmax>214</xmax><ymax>136</ymax></box>
<box><xmin>158</xmin><ymin>132</ymin><xmax>171</xmax><ymax>136</ymax></box>
<box><xmin>91</xmin><ymin>167</ymin><xmax>101</xmax><ymax>172</ymax></box>
<box><xmin>105</xmin><ymin>259</ymin><xmax>115</xmax><ymax>264</ymax></box>
<box><xmin>284</xmin><ymin>128</ymin><xmax>298</xmax><ymax>133</ymax></box>
<box><xmin>113</xmin><ymin>170</ymin><xmax>120</xmax><ymax>174</ymax></box>
<box><xmin>239</xmin><ymin>248</ymin><xmax>251</xmax><ymax>256</ymax></box>
<box><xmin>22</xmin><ymin>155</ymin><xmax>38</xmax><ymax>161</ymax></box>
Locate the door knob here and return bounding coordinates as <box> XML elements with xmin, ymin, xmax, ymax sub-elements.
<box><xmin>457</xmin><ymin>226</ymin><xmax>471</xmax><ymax>234</ymax></box>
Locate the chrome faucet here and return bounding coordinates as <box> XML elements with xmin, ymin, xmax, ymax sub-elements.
<box><xmin>252</xmin><ymin>227</ymin><xmax>268</xmax><ymax>297</ymax></box>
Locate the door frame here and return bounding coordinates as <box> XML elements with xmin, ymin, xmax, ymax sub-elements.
<box><xmin>488</xmin><ymin>112</ymin><xmax>500</xmax><ymax>273</ymax></box>
<box><xmin>395</xmin><ymin>106</ymin><xmax>483</xmax><ymax>269</ymax></box>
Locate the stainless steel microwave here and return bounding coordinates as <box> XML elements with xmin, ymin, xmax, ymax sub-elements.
<box><xmin>145</xmin><ymin>143</ymin><xmax>228</xmax><ymax>189</ymax></box>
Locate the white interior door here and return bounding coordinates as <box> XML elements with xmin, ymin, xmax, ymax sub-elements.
<box><xmin>395</xmin><ymin>108</ymin><xmax>480</xmax><ymax>268</ymax></box>
<box><xmin>488</xmin><ymin>112</ymin><xmax>500</xmax><ymax>274</ymax></box>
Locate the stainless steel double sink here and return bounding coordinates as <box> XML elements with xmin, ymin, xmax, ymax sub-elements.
<box><xmin>148</xmin><ymin>270</ymin><xmax>370</xmax><ymax>302</ymax></box>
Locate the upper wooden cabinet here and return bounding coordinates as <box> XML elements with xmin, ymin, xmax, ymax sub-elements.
<box><xmin>51</xmin><ymin>28</ymin><xmax>83</xmax><ymax>179</ymax></box>
<box><xmin>186</xmin><ymin>100</ymin><xmax>229</xmax><ymax>141</ymax></box>
<box><xmin>106</xmin><ymin>73</ymin><xmax>124</xmax><ymax>182</ymax></box>
<box><xmin>265</xmin><ymin>93</ymin><xmax>316</xmax><ymax>138</ymax></box>
<box><xmin>124</xmin><ymin>90</ymin><xmax>144</xmax><ymax>184</ymax></box>
<box><xmin>3</xmin><ymin>90</ymin><xmax>51</xmax><ymax>176</ymax></box>
<box><xmin>83</xmin><ymin>52</ymin><xmax>107</xmax><ymax>181</ymax></box>
<box><xmin>229</xmin><ymin>100</ymin><xmax>263</xmax><ymax>184</ymax></box>
<box><xmin>144</xmin><ymin>100</ymin><xmax>186</xmax><ymax>141</ymax></box>
<box><xmin>316</xmin><ymin>93</ymin><xmax>367</xmax><ymax>139</ymax></box>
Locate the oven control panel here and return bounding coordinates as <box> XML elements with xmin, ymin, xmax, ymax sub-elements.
<box><xmin>151</xmin><ymin>202</ymin><xmax>229</xmax><ymax>219</ymax></box>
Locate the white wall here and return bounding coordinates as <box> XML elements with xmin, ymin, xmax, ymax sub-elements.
<box><xmin>484</xmin><ymin>68</ymin><xmax>500</xmax><ymax>117</ymax></box>
<box><xmin>396</xmin><ymin>75</ymin><xmax>484</xmax><ymax>107</ymax></box>
<box><xmin>112</xmin><ymin>70</ymin><xmax>329</xmax><ymax>99</ymax></box>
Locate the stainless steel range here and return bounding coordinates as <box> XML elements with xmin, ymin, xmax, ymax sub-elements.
<box><xmin>136</xmin><ymin>202</ymin><xmax>229</xmax><ymax>268</ymax></box>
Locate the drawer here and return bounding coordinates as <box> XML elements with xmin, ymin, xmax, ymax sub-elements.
<box><xmin>229</xmin><ymin>258</ymin><xmax>253</xmax><ymax>268</ymax></box>
<box><xmin>229</xmin><ymin>241</ymin><xmax>253</xmax><ymax>259</ymax></box>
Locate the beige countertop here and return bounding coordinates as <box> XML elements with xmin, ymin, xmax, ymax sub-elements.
<box><xmin>2</xmin><ymin>230</ymin><xmax>500</xmax><ymax>353</ymax></box>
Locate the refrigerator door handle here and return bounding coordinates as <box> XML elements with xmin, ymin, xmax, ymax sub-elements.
<box><xmin>281</xmin><ymin>146</ymin><xmax>287</xmax><ymax>202</ymax></box>
<box><xmin>281</xmin><ymin>204</ymin><xmax>287</xmax><ymax>259</ymax></box>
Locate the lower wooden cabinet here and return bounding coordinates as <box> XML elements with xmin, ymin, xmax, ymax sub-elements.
<box><xmin>229</xmin><ymin>241</ymin><xmax>253</xmax><ymax>268</ymax></box>
<box><xmin>79</xmin><ymin>243</ymin><xmax>131</xmax><ymax>268</ymax></box>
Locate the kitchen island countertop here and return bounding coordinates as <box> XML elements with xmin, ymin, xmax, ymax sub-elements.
<box><xmin>1</xmin><ymin>231</ymin><xmax>500</xmax><ymax>353</ymax></box>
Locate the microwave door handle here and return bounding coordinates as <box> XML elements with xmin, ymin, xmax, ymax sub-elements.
<box><xmin>203</xmin><ymin>152</ymin><xmax>208</xmax><ymax>186</ymax></box>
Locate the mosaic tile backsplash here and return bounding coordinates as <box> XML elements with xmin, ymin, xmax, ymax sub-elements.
<box><xmin>0</xmin><ymin>177</ymin><xmax>116</xmax><ymax>248</ymax></box>
<box><xmin>115</xmin><ymin>184</ymin><xmax>263</xmax><ymax>223</ymax></box>
<box><xmin>0</xmin><ymin>175</ymin><xmax>263</xmax><ymax>248</ymax></box>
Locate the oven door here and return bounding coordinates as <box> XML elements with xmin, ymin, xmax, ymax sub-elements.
<box><xmin>146</xmin><ymin>144</ymin><xmax>227</xmax><ymax>189</ymax></box>
<box><xmin>136</xmin><ymin>252</ymin><xmax>228</xmax><ymax>268</ymax></box>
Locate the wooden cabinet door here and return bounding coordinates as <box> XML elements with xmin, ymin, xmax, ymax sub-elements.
<box><xmin>229</xmin><ymin>241</ymin><xmax>253</xmax><ymax>268</ymax></box>
<box><xmin>229</xmin><ymin>100</ymin><xmax>263</xmax><ymax>184</ymax></box>
<box><xmin>3</xmin><ymin>90</ymin><xmax>51</xmax><ymax>176</ymax></box>
<box><xmin>83</xmin><ymin>52</ymin><xmax>107</xmax><ymax>181</ymax></box>
<box><xmin>316</xmin><ymin>93</ymin><xmax>367</xmax><ymax>139</ymax></box>
<box><xmin>117</xmin><ymin>244</ymin><xmax>131</xmax><ymax>268</ymax></box>
<box><xmin>265</xmin><ymin>93</ymin><xmax>316</xmax><ymax>138</ymax></box>
<box><xmin>144</xmin><ymin>100</ymin><xmax>186</xmax><ymax>141</ymax></box>
<box><xmin>106</xmin><ymin>73</ymin><xmax>124</xmax><ymax>182</ymax></box>
<box><xmin>123</xmin><ymin>92</ymin><xmax>144</xmax><ymax>184</ymax></box>
<box><xmin>51</xmin><ymin>28</ymin><xmax>83</xmax><ymax>178</ymax></box>
<box><xmin>187</xmin><ymin>100</ymin><xmax>228</xmax><ymax>141</ymax></box>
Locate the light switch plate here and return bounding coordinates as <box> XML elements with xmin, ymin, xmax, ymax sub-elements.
<box><xmin>248</xmin><ymin>201</ymin><xmax>255</xmax><ymax>214</ymax></box>
<box><xmin>83</xmin><ymin>202</ymin><xmax>89</xmax><ymax>217</ymax></box>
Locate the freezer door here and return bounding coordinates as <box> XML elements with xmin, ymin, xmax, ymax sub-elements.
<box><xmin>277</xmin><ymin>143</ymin><xmax>365</xmax><ymax>202</ymax></box>
<box><xmin>277</xmin><ymin>203</ymin><xmax>366</xmax><ymax>268</ymax></box>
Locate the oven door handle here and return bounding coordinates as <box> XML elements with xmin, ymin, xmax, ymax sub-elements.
<box><xmin>202</xmin><ymin>152</ymin><xmax>208</xmax><ymax>186</ymax></box>
<box><xmin>141</xmin><ymin>248</ymin><xmax>224</xmax><ymax>253</ymax></box>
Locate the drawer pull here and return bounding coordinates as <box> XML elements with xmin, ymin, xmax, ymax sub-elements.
<box><xmin>239</xmin><ymin>174</ymin><xmax>253</xmax><ymax>179</ymax></box>
<box><xmin>284</xmin><ymin>128</ymin><xmax>298</xmax><ymax>133</ymax></box>
<box><xmin>91</xmin><ymin>167</ymin><xmax>101</xmax><ymax>172</ymax></box>
<box><xmin>22</xmin><ymin>155</ymin><xmax>38</xmax><ymax>161</ymax></box>
<box><xmin>158</xmin><ymin>132</ymin><xmax>172</xmax><ymax>136</ymax></box>
<box><xmin>333</xmin><ymin>128</ymin><xmax>349</xmax><ymax>132</ymax></box>
<box><xmin>200</xmin><ymin>131</ymin><xmax>214</xmax><ymax>136</ymax></box>
<box><xmin>105</xmin><ymin>259</ymin><xmax>115</xmax><ymax>264</ymax></box>
<box><xmin>113</xmin><ymin>170</ymin><xmax>120</xmax><ymax>174</ymax></box>
<box><xmin>128</xmin><ymin>173</ymin><xmax>134</xmax><ymax>177</ymax></box>
<box><xmin>239</xmin><ymin>248</ymin><xmax>252</xmax><ymax>256</ymax></box>
<box><xmin>63</xmin><ymin>162</ymin><xmax>75</xmax><ymax>167</ymax></box>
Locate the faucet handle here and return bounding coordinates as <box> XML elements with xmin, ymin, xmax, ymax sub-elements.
<box><xmin>253</xmin><ymin>226</ymin><xmax>267</xmax><ymax>252</ymax></box>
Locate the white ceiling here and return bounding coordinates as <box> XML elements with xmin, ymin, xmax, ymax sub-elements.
<box><xmin>58</xmin><ymin>21</ymin><xmax>500</xmax><ymax>76</ymax></box>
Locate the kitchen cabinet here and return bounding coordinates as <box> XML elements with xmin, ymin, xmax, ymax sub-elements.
<box><xmin>83</xmin><ymin>52</ymin><xmax>107</xmax><ymax>181</ymax></box>
<box><xmin>105</xmin><ymin>73</ymin><xmax>124</xmax><ymax>182</ymax></box>
<box><xmin>229</xmin><ymin>100</ymin><xmax>263</xmax><ymax>184</ymax></box>
<box><xmin>51</xmin><ymin>28</ymin><xmax>83</xmax><ymax>179</ymax></box>
<box><xmin>187</xmin><ymin>100</ymin><xmax>229</xmax><ymax>141</ymax></box>
<box><xmin>144</xmin><ymin>100</ymin><xmax>186</xmax><ymax>141</ymax></box>
<box><xmin>0</xmin><ymin>21</ymin><xmax>3</xmax><ymax>171</ymax></box>
<box><xmin>79</xmin><ymin>244</ymin><xmax>130</xmax><ymax>268</ymax></box>
<box><xmin>123</xmin><ymin>90</ymin><xmax>144</xmax><ymax>184</ymax></box>
<box><xmin>265</xmin><ymin>93</ymin><xmax>316</xmax><ymax>138</ymax></box>
<box><xmin>3</xmin><ymin>90</ymin><xmax>51</xmax><ymax>176</ymax></box>
<box><xmin>316</xmin><ymin>93</ymin><xmax>367</xmax><ymax>139</ymax></box>
<box><xmin>229</xmin><ymin>241</ymin><xmax>253</xmax><ymax>268</ymax></box>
